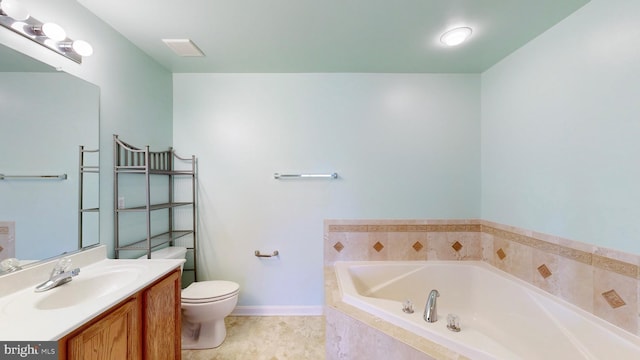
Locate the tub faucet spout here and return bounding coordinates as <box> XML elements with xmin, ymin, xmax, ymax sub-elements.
<box><xmin>423</xmin><ymin>289</ymin><xmax>439</xmax><ymax>323</ymax></box>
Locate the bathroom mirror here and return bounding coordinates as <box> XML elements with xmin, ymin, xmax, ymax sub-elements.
<box><xmin>0</xmin><ymin>43</ymin><xmax>100</xmax><ymax>270</ymax></box>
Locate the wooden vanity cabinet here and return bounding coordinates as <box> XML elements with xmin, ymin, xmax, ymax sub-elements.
<box><xmin>58</xmin><ymin>269</ymin><xmax>181</xmax><ymax>360</ymax></box>
<box><xmin>66</xmin><ymin>297</ymin><xmax>140</xmax><ymax>359</ymax></box>
<box><xmin>143</xmin><ymin>269</ymin><xmax>182</xmax><ymax>359</ymax></box>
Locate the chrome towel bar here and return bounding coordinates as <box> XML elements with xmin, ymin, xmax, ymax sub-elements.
<box><xmin>274</xmin><ymin>172</ymin><xmax>338</xmax><ymax>179</ymax></box>
<box><xmin>255</xmin><ymin>250</ymin><xmax>279</xmax><ymax>258</ymax></box>
<box><xmin>0</xmin><ymin>174</ymin><xmax>67</xmax><ymax>180</ymax></box>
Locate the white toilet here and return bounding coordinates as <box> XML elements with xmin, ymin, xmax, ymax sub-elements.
<box><xmin>140</xmin><ymin>246</ymin><xmax>240</xmax><ymax>349</ymax></box>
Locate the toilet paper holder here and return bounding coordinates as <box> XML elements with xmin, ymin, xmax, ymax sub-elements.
<box><xmin>254</xmin><ymin>250</ymin><xmax>279</xmax><ymax>258</ymax></box>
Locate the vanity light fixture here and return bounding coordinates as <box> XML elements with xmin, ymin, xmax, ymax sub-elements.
<box><xmin>440</xmin><ymin>27</ymin><xmax>472</xmax><ymax>47</ymax></box>
<box><xmin>0</xmin><ymin>0</ymin><xmax>28</xmax><ymax>20</ymax></box>
<box><xmin>0</xmin><ymin>0</ymin><xmax>92</xmax><ymax>63</ymax></box>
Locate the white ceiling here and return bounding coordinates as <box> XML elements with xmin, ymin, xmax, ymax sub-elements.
<box><xmin>78</xmin><ymin>0</ymin><xmax>589</xmax><ymax>73</ymax></box>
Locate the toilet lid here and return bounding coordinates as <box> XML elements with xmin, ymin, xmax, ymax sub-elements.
<box><xmin>182</xmin><ymin>280</ymin><xmax>240</xmax><ymax>302</ymax></box>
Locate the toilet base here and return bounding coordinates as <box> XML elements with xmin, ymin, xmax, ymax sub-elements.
<box><xmin>181</xmin><ymin>318</ymin><xmax>228</xmax><ymax>349</ymax></box>
<box><xmin>180</xmin><ymin>284</ymin><xmax>239</xmax><ymax>350</ymax></box>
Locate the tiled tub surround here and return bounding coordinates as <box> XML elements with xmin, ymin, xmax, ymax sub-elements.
<box><xmin>324</xmin><ymin>219</ymin><xmax>640</xmax><ymax>359</ymax></box>
<box><xmin>335</xmin><ymin>261</ymin><xmax>640</xmax><ymax>359</ymax></box>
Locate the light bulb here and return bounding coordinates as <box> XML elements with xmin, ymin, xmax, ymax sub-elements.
<box><xmin>41</xmin><ymin>22</ymin><xmax>66</xmax><ymax>41</ymax></box>
<box><xmin>43</xmin><ymin>38</ymin><xmax>57</xmax><ymax>48</ymax></box>
<box><xmin>0</xmin><ymin>0</ymin><xmax>30</xmax><ymax>21</ymax></box>
<box><xmin>440</xmin><ymin>27</ymin><xmax>472</xmax><ymax>47</ymax></box>
<box><xmin>10</xmin><ymin>20</ymin><xmax>26</xmax><ymax>32</ymax></box>
<box><xmin>72</xmin><ymin>40</ymin><xmax>93</xmax><ymax>56</ymax></box>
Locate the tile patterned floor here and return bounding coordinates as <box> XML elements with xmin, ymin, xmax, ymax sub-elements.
<box><xmin>182</xmin><ymin>316</ymin><xmax>325</xmax><ymax>360</ymax></box>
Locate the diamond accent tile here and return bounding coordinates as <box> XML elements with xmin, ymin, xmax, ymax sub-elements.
<box><xmin>496</xmin><ymin>248</ymin><xmax>506</xmax><ymax>260</ymax></box>
<box><xmin>333</xmin><ymin>242</ymin><xmax>344</xmax><ymax>253</ymax></box>
<box><xmin>412</xmin><ymin>241</ymin><xmax>423</xmax><ymax>252</ymax></box>
<box><xmin>451</xmin><ymin>241</ymin><xmax>463</xmax><ymax>252</ymax></box>
<box><xmin>373</xmin><ymin>241</ymin><xmax>384</xmax><ymax>252</ymax></box>
<box><xmin>602</xmin><ymin>290</ymin><xmax>626</xmax><ymax>309</ymax></box>
<box><xmin>537</xmin><ymin>264</ymin><xmax>552</xmax><ymax>279</ymax></box>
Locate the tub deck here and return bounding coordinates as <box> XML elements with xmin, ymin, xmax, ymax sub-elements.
<box><xmin>331</xmin><ymin>261</ymin><xmax>640</xmax><ymax>360</ymax></box>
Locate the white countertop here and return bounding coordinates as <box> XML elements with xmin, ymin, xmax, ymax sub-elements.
<box><xmin>0</xmin><ymin>246</ymin><xmax>183</xmax><ymax>341</ymax></box>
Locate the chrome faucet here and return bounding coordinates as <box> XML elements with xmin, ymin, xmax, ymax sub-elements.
<box><xmin>35</xmin><ymin>257</ymin><xmax>80</xmax><ymax>292</ymax></box>
<box><xmin>423</xmin><ymin>289</ymin><xmax>439</xmax><ymax>323</ymax></box>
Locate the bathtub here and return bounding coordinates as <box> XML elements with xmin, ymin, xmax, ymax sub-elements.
<box><xmin>334</xmin><ymin>261</ymin><xmax>640</xmax><ymax>359</ymax></box>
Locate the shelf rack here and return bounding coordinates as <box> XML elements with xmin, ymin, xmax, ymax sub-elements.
<box><xmin>113</xmin><ymin>135</ymin><xmax>197</xmax><ymax>281</ymax></box>
<box><xmin>79</xmin><ymin>146</ymin><xmax>99</xmax><ymax>249</ymax></box>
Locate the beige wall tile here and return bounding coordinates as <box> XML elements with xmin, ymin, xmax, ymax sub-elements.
<box><xmin>325</xmin><ymin>307</ymin><xmax>436</xmax><ymax>360</ymax></box>
<box><xmin>324</xmin><ymin>231</ymin><xmax>371</xmax><ymax>264</ymax></box>
<box><xmin>481</xmin><ymin>232</ymin><xmax>495</xmax><ymax>266</ymax></box>
<box><xmin>459</xmin><ymin>232</ymin><xmax>482</xmax><ymax>260</ymax></box>
<box><xmin>492</xmin><ymin>236</ymin><xmax>533</xmax><ymax>283</ymax></box>
<box><xmin>410</xmin><ymin>232</ymin><xmax>429</xmax><ymax>260</ymax></box>
<box><xmin>427</xmin><ymin>232</ymin><xmax>458</xmax><ymax>260</ymax></box>
<box><xmin>593</xmin><ymin>268</ymin><xmax>638</xmax><ymax>334</ymax></box>
<box><xmin>532</xmin><ymin>248</ymin><xmax>560</xmax><ymax>296</ymax></box>
<box><xmin>426</xmin><ymin>232</ymin><xmax>481</xmax><ymax>261</ymax></box>
<box><xmin>387</xmin><ymin>232</ymin><xmax>428</xmax><ymax>260</ymax></box>
<box><xmin>557</xmin><ymin>257</ymin><xmax>594</xmax><ymax>313</ymax></box>
<box><xmin>324</xmin><ymin>232</ymin><xmax>344</xmax><ymax>265</ymax></box>
<box><xmin>367</xmin><ymin>232</ymin><xmax>389</xmax><ymax>261</ymax></box>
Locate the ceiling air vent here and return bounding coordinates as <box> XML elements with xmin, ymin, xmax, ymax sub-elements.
<box><xmin>162</xmin><ymin>39</ymin><xmax>205</xmax><ymax>57</ymax></box>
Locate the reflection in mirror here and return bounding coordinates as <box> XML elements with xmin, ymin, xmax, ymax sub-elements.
<box><xmin>0</xmin><ymin>43</ymin><xmax>99</xmax><ymax>271</ymax></box>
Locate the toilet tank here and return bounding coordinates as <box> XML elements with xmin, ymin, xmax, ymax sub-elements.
<box><xmin>138</xmin><ymin>246</ymin><xmax>187</xmax><ymax>271</ymax></box>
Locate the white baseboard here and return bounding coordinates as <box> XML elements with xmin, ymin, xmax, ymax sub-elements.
<box><xmin>231</xmin><ymin>305</ymin><xmax>324</xmax><ymax>316</ymax></box>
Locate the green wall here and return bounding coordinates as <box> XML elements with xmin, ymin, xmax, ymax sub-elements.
<box><xmin>481</xmin><ymin>0</ymin><xmax>640</xmax><ymax>253</ymax></box>
<box><xmin>174</xmin><ymin>73</ymin><xmax>481</xmax><ymax>306</ymax></box>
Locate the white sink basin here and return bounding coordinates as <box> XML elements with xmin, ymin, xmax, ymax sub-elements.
<box><xmin>34</xmin><ymin>266</ymin><xmax>142</xmax><ymax>310</ymax></box>
<box><xmin>0</xmin><ymin>254</ymin><xmax>184</xmax><ymax>341</ymax></box>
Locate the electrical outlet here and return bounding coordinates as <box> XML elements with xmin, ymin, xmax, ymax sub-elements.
<box><xmin>118</xmin><ymin>196</ymin><xmax>125</xmax><ymax>209</ymax></box>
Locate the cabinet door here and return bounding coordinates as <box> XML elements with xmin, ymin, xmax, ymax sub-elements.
<box><xmin>143</xmin><ymin>270</ymin><xmax>181</xmax><ymax>360</ymax></box>
<box><xmin>67</xmin><ymin>298</ymin><xmax>140</xmax><ymax>360</ymax></box>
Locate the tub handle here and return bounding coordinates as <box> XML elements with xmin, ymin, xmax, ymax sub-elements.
<box><xmin>255</xmin><ymin>250</ymin><xmax>279</xmax><ymax>258</ymax></box>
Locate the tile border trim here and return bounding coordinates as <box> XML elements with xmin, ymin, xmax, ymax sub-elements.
<box><xmin>593</xmin><ymin>254</ymin><xmax>637</xmax><ymax>279</ymax></box>
<box><xmin>328</xmin><ymin>224</ymin><xmax>481</xmax><ymax>233</ymax></box>
<box><xmin>327</xmin><ymin>220</ymin><xmax>639</xmax><ymax>279</ymax></box>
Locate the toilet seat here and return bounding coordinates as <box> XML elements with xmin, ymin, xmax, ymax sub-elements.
<box><xmin>182</xmin><ymin>280</ymin><xmax>240</xmax><ymax>304</ymax></box>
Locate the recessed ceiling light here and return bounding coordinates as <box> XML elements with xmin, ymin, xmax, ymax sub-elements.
<box><xmin>162</xmin><ymin>39</ymin><xmax>205</xmax><ymax>57</ymax></box>
<box><xmin>440</xmin><ymin>27</ymin><xmax>472</xmax><ymax>47</ymax></box>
